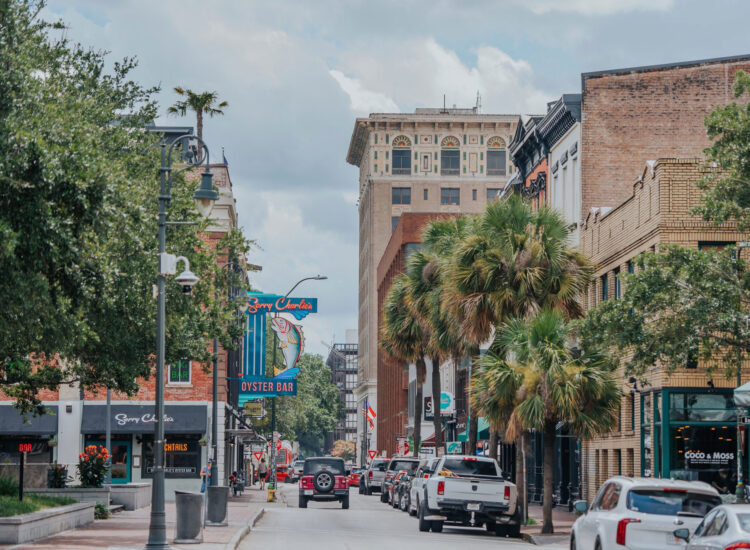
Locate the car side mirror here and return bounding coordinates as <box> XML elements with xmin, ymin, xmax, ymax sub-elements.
<box><xmin>573</xmin><ymin>500</ymin><xmax>588</xmax><ymax>515</ymax></box>
<box><xmin>673</xmin><ymin>528</ymin><xmax>690</xmax><ymax>542</ymax></box>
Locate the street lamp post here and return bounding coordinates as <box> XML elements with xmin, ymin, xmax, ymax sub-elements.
<box><xmin>145</xmin><ymin>136</ymin><xmax>219</xmax><ymax>550</ymax></box>
<box><xmin>268</xmin><ymin>276</ymin><xmax>326</xmax><ymax>497</ymax></box>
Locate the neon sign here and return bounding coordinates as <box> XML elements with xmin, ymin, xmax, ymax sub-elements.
<box><xmin>18</xmin><ymin>443</ymin><xmax>32</xmax><ymax>453</ymax></box>
<box><xmin>245</xmin><ymin>293</ymin><xmax>317</xmax><ymax>320</ymax></box>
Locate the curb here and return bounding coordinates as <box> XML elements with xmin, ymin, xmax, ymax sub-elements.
<box><xmin>521</xmin><ymin>532</ymin><xmax>570</xmax><ymax>545</ymax></box>
<box><xmin>225</xmin><ymin>507</ymin><xmax>265</xmax><ymax>550</ymax></box>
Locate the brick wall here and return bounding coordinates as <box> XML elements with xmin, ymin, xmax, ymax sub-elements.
<box><xmin>581</xmin><ymin>56</ymin><xmax>750</xmax><ymax>218</ymax></box>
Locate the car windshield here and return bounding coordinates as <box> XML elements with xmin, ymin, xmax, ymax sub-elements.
<box><xmin>304</xmin><ymin>459</ymin><xmax>345</xmax><ymax>475</ymax></box>
<box><xmin>389</xmin><ymin>460</ymin><xmax>418</xmax><ymax>474</ymax></box>
<box><xmin>440</xmin><ymin>458</ymin><xmax>499</xmax><ymax>477</ymax></box>
<box><xmin>626</xmin><ymin>489</ymin><xmax>721</xmax><ymax>516</ymax></box>
<box><xmin>371</xmin><ymin>460</ymin><xmax>388</xmax><ymax>471</ymax></box>
<box><xmin>737</xmin><ymin>514</ymin><xmax>750</xmax><ymax>533</ymax></box>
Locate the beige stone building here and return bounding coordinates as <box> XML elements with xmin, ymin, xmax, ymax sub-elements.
<box><xmin>346</xmin><ymin>107</ymin><xmax>518</xmax><ymax>461</ymax></box>
<box><xmin>580</xmin><ymin>158</ymin><xmax>750</xmax><ymax>500</ymax></box>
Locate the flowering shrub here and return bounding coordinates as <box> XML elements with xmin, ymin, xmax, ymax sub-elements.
<box><xmin>77</xmin><ymin>445</ymin><xmax>109</xmax><ymax>488</ymax></box>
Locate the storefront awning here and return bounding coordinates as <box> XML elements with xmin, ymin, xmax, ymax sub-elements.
<box><xmin>0</xmin><ymin>405</ymin><xmax>58</xmax><ymax>435</ymax></box>
<box><xmin>82</xmin><ymin>404</ymin><xmax>207</xmax><ymax>434</ymax></box>
<box><xmin>457</xmin><ymin>417</ymin><xmax>490</xmax><ymax>442</ymax></box>
<box><xmin>735</xmin><ymin>382</ymin><xmax>750</xmax><ymax>407</ymax></box>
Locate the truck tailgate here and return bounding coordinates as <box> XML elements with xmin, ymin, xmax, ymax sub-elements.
<box><xmin>443</xmin><ymin>477</ymin><xmax>506</xmax><ymax>501</ymax></box>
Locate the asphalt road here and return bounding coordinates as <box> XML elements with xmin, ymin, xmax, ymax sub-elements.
<box><xmin>239</xmin><ymin>484</ymin><xmax>566</xmax><ymax>550</ymax></box>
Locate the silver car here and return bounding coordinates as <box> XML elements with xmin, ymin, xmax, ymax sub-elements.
<box><xmin>676</xmin><ymin>503</ymin><xmax>750</xmax><ymax>549</ymax></box>
<box><xmin>363</xmin><ymin>458</ymin><xmax>388</xmax><ymax>495</ymax></box>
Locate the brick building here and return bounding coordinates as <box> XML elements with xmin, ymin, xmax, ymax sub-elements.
<box><xmin>0</xmin><ymin>128</ymin><xmax>246</xmax><ymax>497</ymax></box>
<box><xmin>580</xmin><ymin>158</ymin><xmax>750</xmax><ymax>500</ymax></box>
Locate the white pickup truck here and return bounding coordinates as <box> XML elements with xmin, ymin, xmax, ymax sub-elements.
<box><xmin>418</xmin><ymin>455</ymin><xmax>521</xmax><ymax>537</ymax></box>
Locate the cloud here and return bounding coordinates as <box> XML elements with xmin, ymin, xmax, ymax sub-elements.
<box><xmin>329</xmin><ymin>70</ymin><xmax>399</xmax><ymax>115</ymax></box>
<box><xmin>523</xmin><ymin>0</ymin><xmax>675</xmax><ymax>15</ymax></box>
<box><xmin>333</xmin><ymin>38</ymin><xmax>550</xmax><ymax>115</ymax></box>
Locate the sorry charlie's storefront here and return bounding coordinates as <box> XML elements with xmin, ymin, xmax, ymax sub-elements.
<box><xmin>81</xmin><ymin>404</ymin><xmax>209</xmax><ymax>495</ymax></box>
<box><xmin>641</xmin><ymin>388</ymin><xmax>746</xmax><ymax>493</ymax></box>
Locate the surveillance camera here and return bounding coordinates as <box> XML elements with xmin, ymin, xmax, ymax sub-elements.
<box><xmin>182</xmin><ymin>285</ymin><xmax>193</xmax><ymax>295</ymax></box>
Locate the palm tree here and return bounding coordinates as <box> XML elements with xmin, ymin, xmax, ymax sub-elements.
<box><xmin>167</xmin><ymin>87</ymin><xmax>228</xmax><ymax>140</ymax></box>
<box><xmin>473</xmin><ymin>310</ymin><xmax>621</xmax><ymax>534</ymax></box>
<box><xmin>380</xmin><ymin>276</ymin><xmax>427</xmax><ymax>458</ymax></box>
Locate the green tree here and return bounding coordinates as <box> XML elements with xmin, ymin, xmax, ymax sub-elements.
<box><xmin>167</xmin><ymin>87</ymin><xmax>228</xmax><ymax>140</ymax></box>
<box><xmin>473</xmin><ymin>310</ymin><xmax>621</xmax><ymax>534</ymax></box>
<box><xmin>693</xmin><ymin>70</ymin><xmax>750</xmax><ymax>231</ymax></box>
<box><xmin>0</xmin><ymin>1</ymin><xmax>252</xmax><ymax>413</ymax></box>
<box><xmin>381</xmin><ymin>277</ymin><xmax>427</xmax><ymax>458</ymax></box>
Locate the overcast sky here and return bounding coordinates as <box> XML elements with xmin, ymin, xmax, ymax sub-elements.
<box><xmin>45</xmin><ymin>0</ymin><xmax>749</xmax><ymax>356</ymax></box>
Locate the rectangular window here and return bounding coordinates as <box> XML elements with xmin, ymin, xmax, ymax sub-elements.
<box><xmin>463</xmin><ymin>165</ymin><xmax>466</xmax><ymax>174</ymax></box>
<box><xmin>601</xmin><ymin>273</ymin><xmax>608</xmax><ymax>301</ymax></box>
<box><xmin>374</xmin><ymin>151</ymin><xmax>378</xmax><ymax>160</ymax></box>
<box><xmin>423</xmin><ymin>189</ymin><xmax>428</xmax><ymax>200</ymax></box>
<box><xmin>169</xmin><ymin>361</ymin><xmax>190</xmax><ymax>384</ymax></box>
<box><xmin>627</xmin><ymin>260</ymin><xmax>634</xmax><ymax>274</ymax></box>
<box><xmin>414</xmin><ymin>151</ymin><xmax>418</xmax><ymax>160</ymax></box>
<box><xmin>463</xmin><ymin>135</ymin><xmax>467</xmax><ymax>144</ymax></box>
<box><xmin>480</xmin><ymin>152</ymin><xmax>484</xmax><ymax>161</ymax></box>
<box><xmin>487</xmin><ymin>150</ymin><xmax>506</xmax><ymax>176</ymax></box>
<box><xmin>374</xmin><ymin>164</ymin><xmax>378</xmax><ymax>172</ymax></box>
<box><xmin>441</xmin><ymin>150</ymin><xmax>460</xmax><ymax>176</ymax></box>
<box><xmin>392</xmin><ymin>150</ymin><xmax>411</xmax><ymax>175</ymax></box>
<box><xmin>486</xmin><ymin>188</ymin><xmax>501</xmax><ymax>202</ymax></box>
<box><xmin>463</xmin><ymin>151</ymin><xmax>467</xmax><ymax>161</ymax></box>
<box><xmin>421</xmin><ymin>153</ymin><xmax>430</xmax><ymax>171</ymax></box>
<box><xmin>391</xmin><ymin>216</ymin><xmax>400</xmax><ymax>233</ymax></box>
<box><xmin>433</xmin><ymin>152</ymin><xmax>437</xmax><ymax>161</ymax></box>
<box><xmin>143</xmin><ymin>435</ymin><xmax>201</xmax><ymax>478</ymax></box>
<box><xmin>614</xmin><ymin>267</ymin><xmax>621</xmax><ymax>299</ymax></box>
<box><xmin>374</xmin><ymin>134</ymin><xmax>378</xmax><ymax>144</ymax></box>
<box><xmin>480</xmin><ymin>135</ymin><xmax>484</xmax><ymax>145</ymax></box>
<box><xmin>385</xmin><ymin>164</ymin><xmax>389</xmax><ymax>173</ymax></box>
<box><xmin>441</xmin><ymin>188</ymin><xmax>460</xmax><ymax>205</ymax></box>
<box><xmin>472</xmin><ymin>189</ymin><xmax>477</xmax><ymax>201</ymax></box>
<box><xmin>480</xmin><ymin>165</ymin><xmax>483</xmax><ymax>173</ymax></box>
<box><xmin>434</xmin><ymin>165</ymin><xmax>437</xmax><ymax>173</ymax></box>
<box><xmin>391</xmin><ymin>187</ymin><xmax>411</xmax><ymax>204</ymax></box>
<box><xmin>385</xmin><ymin>151</ymin><xmax>389</xmax><ymax>160</ymax></box>
<box><xmin>385</xmin><ymin>134</ymin><xmax>389</xmax><ymax>144</ymax></box>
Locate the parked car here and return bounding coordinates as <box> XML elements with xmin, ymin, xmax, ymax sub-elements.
<box><xmin>388</xmin><ymin>470</ymin><xmax>409</xmax><ymax>507</ymax></box>
<box><xmin>395</xmin><ymin>471</ymin><xmax>414</xmax><ymax>512</ymax></box>
<box><xmin>381</xmin><ymin>457</ymin><xmax>420</xmax><ymax>503</ymax></box>
<box><xmin>363</xmin><ymin>458</ymin><xmax>388</xmax><ymax>495</ymax></box>
<box><xmin>348</xmin><ymin>467</ymin><xmax>363</xmax><ymax>487</ymax></box>
<box><xmin>290</xmin><ymin>460</ymin><xmax>305</xmax><ymax>482</ymax></box>
<box><xmin>675</xmin><ymin>503</ymin><xmax>750</xmax><ymax>550</ymax></box>
<box><xmin>571</xmin><ymin>476</ymin><xmax>721</xmax><ymax>550</ymax></box>
<box><xmin>298</xmin><ymin>457</ymin><xmax>350</xmax><ymax>509</ymax></box>
<box><xmin>420</xmin><ymin>455</ymin><xmax>520</xmax><ymax>536</ymax></box>
<box><xmin>276</xmin><ymin>464</ymin><xmax>291</xmax><ymax>483</ymax></box>
<box><xmin>409</xmin><ymin>458</ymin><xmax>440</xmax><ymax>517</ymax></box>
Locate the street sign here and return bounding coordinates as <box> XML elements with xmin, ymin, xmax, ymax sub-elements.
<box><xmin>243</xmin><ymin>400</ymin><xmax>265</xmax><ymax>417</ymax></box>
<box><xmin>253</xmin><ymin>452</ymin><xmax>264</xmax><ymax>461</ymax></box>
<box><xmin>424</xmin><ymin>392</ymin><xmax>456</xmax><ymax>420</ymax></box>
<box><xmin>368</xmin><ymin>450</ymin><xmax>377</xmax><ymax>460</ymax></box>
<box><xmin>446</xmin><ymin>441</ymin><xmax>463</xmax><ymax>454</ymax></box>
<box><xmin>275</xmin><ymin>439</ymin><xmax>282</xmax><ymax>451</ymax></box>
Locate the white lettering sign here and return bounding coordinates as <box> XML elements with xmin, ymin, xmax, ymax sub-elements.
<box><xmin>114</xmin><ymin>413</ymin><xmax>175</xmax><ymax>427</ymax></box>
<box><xmin>685</xmin><ymin>451</ymin><xmax>735</xmax><ymax>466</ymax></box>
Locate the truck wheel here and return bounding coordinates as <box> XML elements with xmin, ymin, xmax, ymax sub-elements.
<box><xmin>380</xmin><ymin>490</ymin><xmax>388</xmax><ymax>503</ymax></box>
<box><xmin>431</xmin><ymin>520</ymin><xmax>443</xmax><ymax>533</ymax></box>
<box><xmin>495</xmin><ymin>524</ymin><xmax>509</xmax><ymax>537</ymax></box>
<box><xmin>418</xmin><ymin>501</ymin><xmax>431</xmax><ymax>532</ymax></box>
<box><xmin>506</xmin><ymin>522</ymin><xmax>521</xmax><ymax>538</ymax></box>
<box><xmin>358</xmin><ymin>483</ymin><xmax>364</xmax><ymax>494</ymax></box>
<box><xmin>299</xmin><ymin>495</ymin><xmax>307</xmax><ymax>508</ymax></box>
<box><xmin>342</xmin><ymin>495</ymin><xmax>350</xmax><ymax>509</ymax></box>
<box><xmin>485</xmin><ymin>521</ymin><xmax>496</xmax><ymax>532</ymax></box>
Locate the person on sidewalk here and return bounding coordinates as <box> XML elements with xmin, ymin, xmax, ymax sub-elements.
<box><xmin>229</xmin><ymin>471</ymin><xmax>239</xmax><ymax>497</ymax></box>
<box><xmin>200</xmin><ymin>458</ymin><xmax>213</xmax><ymax>493</ymax></box>
<box><xmin>258</xmin><ymin>458</ymin><xmax>268</xmax><ymax>490</ymax></box>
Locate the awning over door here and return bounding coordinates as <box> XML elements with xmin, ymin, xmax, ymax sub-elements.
<box><xmin>82</xmin><ymin>404</ymin><xmax>207</xmax><ymax>434</ymax></box>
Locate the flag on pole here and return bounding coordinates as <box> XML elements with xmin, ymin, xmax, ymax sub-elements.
<box><xmin>365</xmin><ymin>401</ymin><xmax>376</xmax><ymax>430</ymax></box>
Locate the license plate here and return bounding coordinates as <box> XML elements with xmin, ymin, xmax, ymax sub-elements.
<box><xmin>467</xmin><ymin>502</ymin><xmax>481</xmax><ymax>511</ymax></box>
<box><xmin>304</xmin><ymin>490</ymin><xmax>313</xmax><ymax>495</ymax></box>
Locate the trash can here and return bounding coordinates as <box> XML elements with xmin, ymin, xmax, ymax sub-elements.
<box><xmin>174</xmin><ymin>491</ymin><xmax>203</xmax><ymax>543</ymax></box>
<box><xmin>206</xmin><ymin>485</ymin><xmax>230</xmax><ymax>525</ymax></box>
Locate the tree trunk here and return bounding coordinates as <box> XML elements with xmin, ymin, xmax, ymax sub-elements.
<box><xmin>196</xmin><ymin>110</ymin><xmax>203</xmax><ymax>140</ymax></box>
<box><xmin>413</xmin><ymin>359</ymin><xmax>425</xmax><ymax>458</ymax></box>
<box><xmin>542</xmin><ymin>421</ymin><xmax>556</xmax><ymax>534</ymax></box>
<box><xmin>515</xmin><ymin>435</ymin><xmax>526</xmax><ymax>521</ymax></box>
<box><xmin>489</xmin><ymin>429</ymin><xmax>498</xmax><ymax>460</ymax></box>
<box><xmin>431</xmin><ymin>356</ymin><xmax>442</xmax><ymax>453</ymax></box>
<box><xmin>468</xmin><ymin>414</ymin><xmax>478</xmax><ymax>455</ymax></box>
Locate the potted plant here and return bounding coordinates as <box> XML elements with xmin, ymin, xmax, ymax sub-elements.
<box><xmin>198</xmin><ymin>438</ymin><xmax>208</xmax><ymax>447</ymax></box>
<box><xmin>78</xmin><ymin>445</ymin><xmax>109</xmax><ymax>488</ymax></box>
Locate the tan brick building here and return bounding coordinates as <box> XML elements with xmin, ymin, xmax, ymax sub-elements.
<box><xmin>580</xmin><ymin>158</ymin><xmax>750</xmax><ymax>501</ymax></box>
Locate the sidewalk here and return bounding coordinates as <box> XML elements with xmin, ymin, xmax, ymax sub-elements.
<box><xmin>521</xmin><ymin>504</ymin><xmax>577</xmax><ymax>545</ymax></box>
<box><xmin>1</xmin><ymin>486</ymin><xmax>270</xmax><ymax>550</ymax></box>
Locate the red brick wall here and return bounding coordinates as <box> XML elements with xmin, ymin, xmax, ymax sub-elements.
<box><xmin>581</xmin><ymin>57</ymin><xmax>750</xmax><ymax>217</ymax></box>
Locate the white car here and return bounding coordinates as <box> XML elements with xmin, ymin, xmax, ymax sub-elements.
<box><xmin>408</xmin><ymin>458</ymin><xmax>440</xmax><ymax>516</ymax></box>
<box><xmin>571</xmin><ymin>476</ymin><xmax>721</xmax><ymax>550</ymax></box>
<box><xmin>676</xmin><ymin>503</ymin><xmax>750</xmax><ymax>550</ymax></box>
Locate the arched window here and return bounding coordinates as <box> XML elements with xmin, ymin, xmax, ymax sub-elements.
<box><xmin>487</xmin><ymin>137</ymin><xmax>506</xmax><ymax>176</ymax></box>
<box><xmin>441</xmin><ymin>136</ymin><xmax>460</xmax><ymax>176</ymax></box>
<box><xmin>392</xmin><ymin>135</ymin><xmax>412</xmax><ymax>175</ymax></box>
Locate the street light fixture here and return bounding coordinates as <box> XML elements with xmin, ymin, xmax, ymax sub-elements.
<box><xmin>145</xmin><ymin>135</ymin><xmax>218</xmax><ymax>550</ymax></box>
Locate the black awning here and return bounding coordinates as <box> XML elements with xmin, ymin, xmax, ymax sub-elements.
<box><xmin>82</xmin><ymin>404</ymin><xmax>207</xmax><ymax>434</ymax></box>
<box><xmin>0</xmin><ymin>405</ymin><xmax>58</xmax><ymax>435</ymax></box>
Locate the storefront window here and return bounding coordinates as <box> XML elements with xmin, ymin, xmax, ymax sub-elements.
<box><xmin>670</xmin><ymin>392</ymin><xmax>736</xmax><ymax>422</ymax></box>
<box><xmin>642</xmin><ymin>394</ymin><xmax>652</xmax><ymax>477</ymax></box>
<box><xmin>0</xmin><ymin>439</ymin><xmax>50</xmax><ymax>464</ymax></box>
<box><xmin>670</xmin><ymin>424</ymin><xmax>736</xmax><ymax>493</ymax></box>
<box><xmin>142</xmin><ymin>435</ymin><xmax>201</xmax><ymax>478</ymax></box>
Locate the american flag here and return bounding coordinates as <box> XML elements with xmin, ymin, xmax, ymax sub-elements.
<box><xmin>363</xmin><ymin>398</ymin><xmax>376</xmax><ymax>429</ymax></box>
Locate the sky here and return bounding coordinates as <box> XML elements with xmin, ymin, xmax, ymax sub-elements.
<box><xmin>44</xmin><ymin>0</ymin><xmax>750</xmax><ymax>356</ymax></box>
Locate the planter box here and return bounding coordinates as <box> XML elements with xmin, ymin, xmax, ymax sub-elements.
<box><xmin>0</xmin><ymin>502</ymin><xmax>94</xmax><ymax>544</ymax></box>
<box><xmin>28</xmin><ymin>487</ymin><xmax>110</xmax><ymax>506</ymax></box>
<box><xmin>109</xmin><ymin>483</ymin><xmax>151</xmax><ymax>510</ymax></box>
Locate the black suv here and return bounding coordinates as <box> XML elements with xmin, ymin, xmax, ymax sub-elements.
<box><xmin>298</xmin><ymin>457</ymin><xmax>350</xmax><ymax>509</ymax></box>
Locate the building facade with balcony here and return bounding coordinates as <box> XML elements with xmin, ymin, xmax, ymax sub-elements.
<box><xmin>325</xmin><ymin>333</ymin><xmax>359</xmax><ymax>452</ymax></box>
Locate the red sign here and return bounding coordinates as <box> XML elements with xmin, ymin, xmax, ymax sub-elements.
<box><xmin>18</xmin><ymin>443</ymin><xmax>32</xmax><ymax>453</ymax></box>
<box><xmin>368</xmin><ymin>450</ymin><xmax>377</xmax><ymax>459</ymax></box>
<box><xmin>275</xmin><ymin>440</ymin><xmax>282</xmax><ymax>451</ymax></box>
<box><xmin>253</xmin><ymin>452</ymin><xmax>263</xmax><ymax>461</ymax></box>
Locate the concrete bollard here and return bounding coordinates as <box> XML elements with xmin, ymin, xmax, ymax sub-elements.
<box><xmin>174</xmin><ymin>491</ymin><xmax>203</xmax><ymax>544</ymax></box>
<box><xmin>206</xmin><ymin>486</ymin><xmax>229</xmax><ymax>525</ymax></box>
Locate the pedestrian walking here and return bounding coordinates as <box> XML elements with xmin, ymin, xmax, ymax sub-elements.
<box><xmin>258</xmin><ymin>458</ymin><xmax>268</xmax><ymax>490</ymax></box>
<box><xmin>200</xmin><ymin>458</ymin><xmax>213</xmax><ymax>493</ymax></box>
<box><xmin>229</xmin><ymin>471</ymin><xmax>239</xmax><ymax>496</ymax></box>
